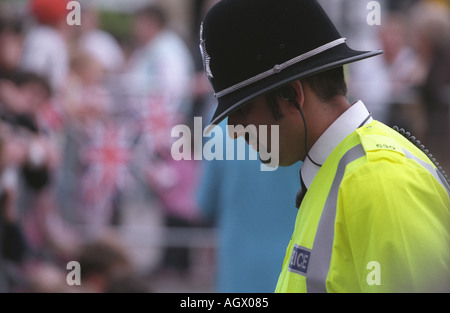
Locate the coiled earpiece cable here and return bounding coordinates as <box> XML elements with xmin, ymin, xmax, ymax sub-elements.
<box><xmin>393</xmin><ymin>126</ymin><xmax>450</xmax><ymax>185</ymax></box>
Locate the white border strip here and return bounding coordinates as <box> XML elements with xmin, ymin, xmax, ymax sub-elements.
<box><xmin>215</xmin><ymin>38</ymin><xmax>347</xmax><ymax>98</ymax></box>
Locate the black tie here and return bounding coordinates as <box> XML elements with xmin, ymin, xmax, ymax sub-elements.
<box><xmin>295</xmin><ymin>171</ymin><xmax>307</xmax><ymax>209</ymax></box>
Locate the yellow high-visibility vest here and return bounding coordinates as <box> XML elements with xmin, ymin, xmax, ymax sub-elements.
<box><xmin>276</xmin><ymin>120</ymin><xmax>450</xmax><ymax>293</ymax></box>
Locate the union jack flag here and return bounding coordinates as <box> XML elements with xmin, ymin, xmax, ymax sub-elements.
<box><xmin>79</xmin><ymin>120</ymin><xmax>136</xmax><ymax>226</ymax></box>
<box><xmin>138</xmin><ymin>93</ymin><xmax>182</xmax><ymax>155</ymax></box>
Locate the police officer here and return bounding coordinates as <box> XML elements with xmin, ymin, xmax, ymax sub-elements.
<box><xmin>199</xmin><ymin>0</ymin><xmax>450</xmax><ymax>292</ymax></box>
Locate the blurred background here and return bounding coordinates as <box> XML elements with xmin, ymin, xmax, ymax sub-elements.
<box><xmin>0</xmin><ymin>0</ymin><xmax>448</xmax><ymax>293</ymax></box>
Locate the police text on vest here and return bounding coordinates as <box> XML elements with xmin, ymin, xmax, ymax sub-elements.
<box><xmin>288</xmin><ymin>245</ymin><xmax>311</xmax><ymax>276</ymax></box>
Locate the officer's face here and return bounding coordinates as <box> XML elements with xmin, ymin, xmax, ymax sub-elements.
<box><xmin>228</xmin><ymin>95</ymin><xmax>304</xmax><ymax>167</ymax></box>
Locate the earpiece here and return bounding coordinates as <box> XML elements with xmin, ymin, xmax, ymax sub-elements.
<box><xmin>279</xmin><ymin>86</ymin><xmax>297</xmax><ymax>103</ymax></box>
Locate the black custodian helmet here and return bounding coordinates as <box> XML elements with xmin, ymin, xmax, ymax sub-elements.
<box><xmin>200</xmin><ymin>0</ymin><xmax>382</xmax><ymax>132</ymax></box>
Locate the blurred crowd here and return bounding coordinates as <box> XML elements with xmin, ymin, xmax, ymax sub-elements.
<box><xmin>0</xmin><ymin>0</ymin><xmax>449</xmax><ymax>293</ymax></box>
<box><xmin>0</xmin><ymin>0</ymin><xmax>212</xmax><ymax>293</ymax></box>
<box><xmin>339</xmin><ymin>0</ymin><xmax>450</xmax><ymax>174</ymax></box>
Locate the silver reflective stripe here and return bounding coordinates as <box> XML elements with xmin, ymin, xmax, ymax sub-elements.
<box><xmin>402</xmin><ymin>149</ymin><xmax>450</xmax><ymax>195</ymax></box>
<box><xmin>305</xmin><ymin>144</ymin><xmax>450</xmax><ymax>293</ymax></box>
<box><xmin>437</xmin><ymin>171</ymin><xmax>450</xmax><ymax>196</ymax></box>
<box><xmin>214</xmin><ymin>38</ymin><xmax>347</xmax><ymax>98</ymax></box>
<box><xmin>306</xmin><ymin>144</ymin><xmax>366</xmax><ymax>293</ymax></box>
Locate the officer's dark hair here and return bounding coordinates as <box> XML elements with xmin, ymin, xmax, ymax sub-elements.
<box><xmin>302</xmin><ymin>66</ymin><xmax>348</xmax><ymax>102</ymax></box>
<box><xmin>135</xmin><ymin>4</ymin><xmax>168</xmax><ymax>28</ymax></box>
<box><xmin>265</xmin><ymin>66</ymin><xmax>347</xmax><ymax>120</ymax></box>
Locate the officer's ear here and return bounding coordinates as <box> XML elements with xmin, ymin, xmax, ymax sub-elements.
<box><xmin>278</xmin><ymin>80</ymin><xmax>304</xmax><ymax>112</ymax></box>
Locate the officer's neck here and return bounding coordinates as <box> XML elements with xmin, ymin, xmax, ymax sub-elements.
<box><xmin>303</xmin><ymin>93</ymin><xmax>351</xmax><ymax>153</ymax></box>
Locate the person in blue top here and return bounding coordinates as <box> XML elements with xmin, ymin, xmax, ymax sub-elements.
<box><xmin>197</xmin><ymin>120</ymin><xmax>301</xmax><ymax>292</ymax></box>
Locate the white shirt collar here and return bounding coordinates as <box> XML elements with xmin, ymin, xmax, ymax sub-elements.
<box><xmin>301</xmin><ymin>100</ymin><xmax>372</xmax><ymax>188</ymax></box>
